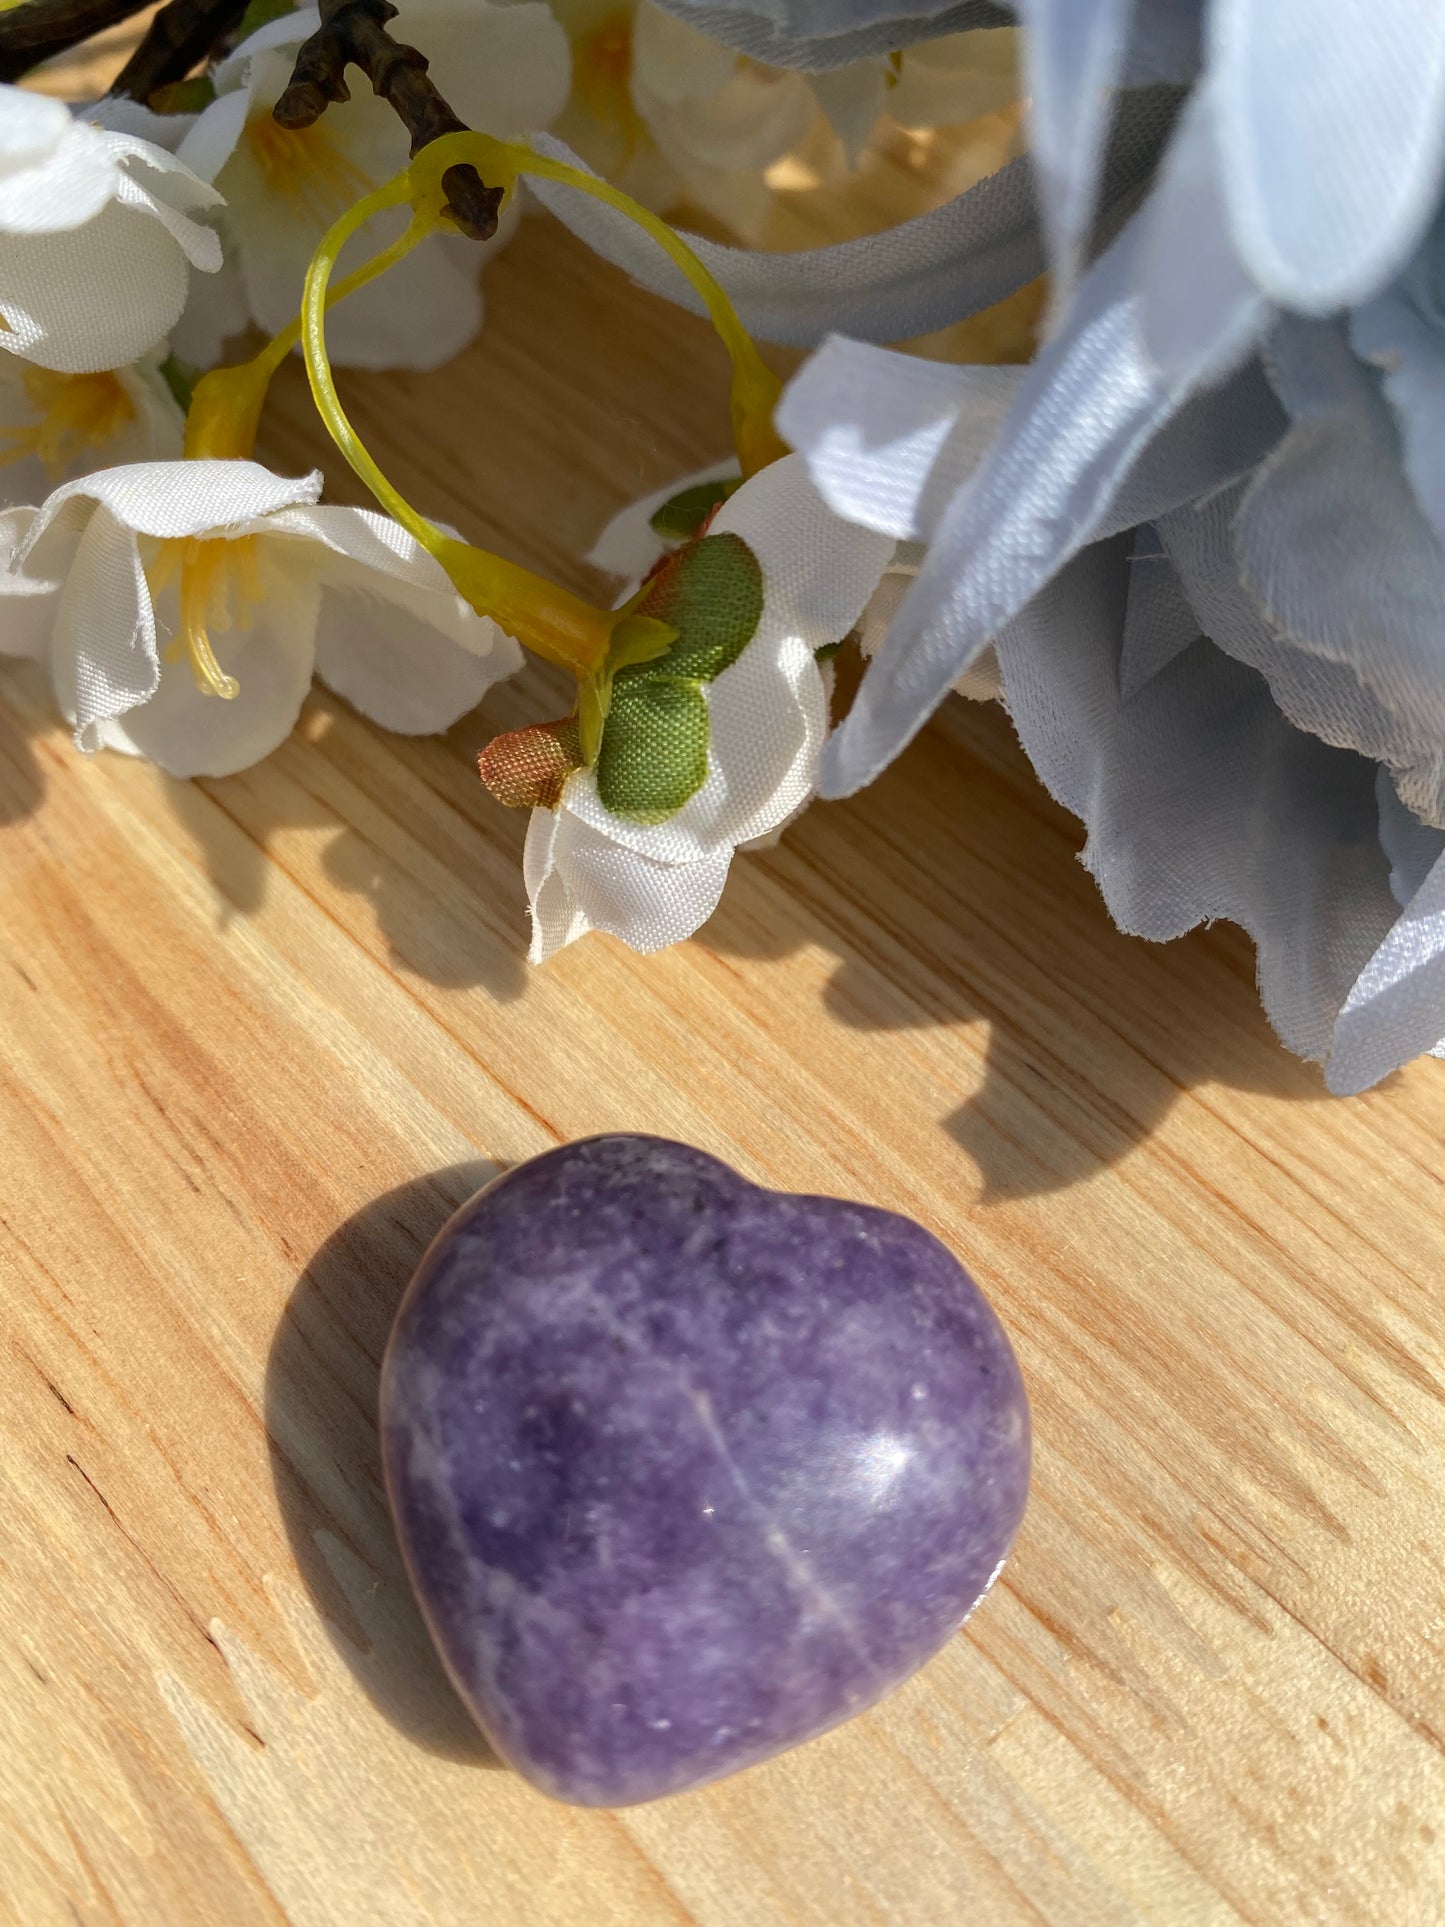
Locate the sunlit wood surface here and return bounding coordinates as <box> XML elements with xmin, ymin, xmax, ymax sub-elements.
<box><xmin>4</xmin><ymin>72</ymin><xmax>1445</xmax><ymax>1927</ymax></box>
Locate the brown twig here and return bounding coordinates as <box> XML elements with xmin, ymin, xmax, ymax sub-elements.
<box><xmin>272</xmin><ymin>0</ymin><xmax>501</xmax><ymax>240</ymax></box>
<box><xmin>0</xmin><ymin>0</ymin><xmax>152</xmax><ymax>82</ymax></box>
<box><xmin>108</xmin><ymin>0</ymin><xmax>248</xmax><ymax>102</ymax></box>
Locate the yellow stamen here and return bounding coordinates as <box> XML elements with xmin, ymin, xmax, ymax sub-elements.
<box><xmin>245</xmin><ymin>114</ymin><xmax>373</xmax><ymax>226</ymax></box>
<box><xmin>1</xmin><ymin>367</ymin><xmax>134</xmax><ymax>477</ymax></box>
<box><xmin>148</xmin><ymin>535</ymin><xmax>263</xmax><ymax>700</ymax></box>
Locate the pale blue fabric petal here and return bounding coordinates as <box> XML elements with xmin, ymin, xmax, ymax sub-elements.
<box><xmin>1134</xmin><ymin>81</ymin><xmax>1272</xmax><ymax>384</ymax></box>
<box><xmin>1104</xmin><ymin>353</ymin><xmax>1284</xmax><ymax>530</ymax></box>
<box><xmin>1327</xmin><ymin>848</ymin><xmax>1445</xmax><ymax>1093</ymax></box>
<box><xmin>647</xmin><ymin>0</ymin><xmax>1011</xmax><ymax>69</ymax></box>
<box><xmin>527</xmin><ymin>89</ymin><xmax>1179</xmax><ymax>345</ymax></box>
<box><xmin>1376</xmin><ymin>767</ymin><xmax>1445</xmax><ymax>908</ymax></box>
<box><xmin>992</xmin><ymin>537</ymin><xmax>1399</xmax><ymax>1064</ymax></box>
<box><xmin>1119</xmin><ymin>527</ymin><xmax>1201</xmax><ymax>699</ymax></box>
<box><xmin>777</xmin><ymin>337</ymin><xmax>1024</xmax><ymax>541</ymax></box>
<box><xmin>1351</xmin><ymin>226</ymin><xmax>1445</xmax><ymax>544</ymax></box>
<box><xmin>1210</xmin><ymin>0</ymin><xmax>1445</xmax><ymax>311</ymax></box>
<box><xmin>1159</xmin><ymin>480</ymin><xmax>1445</xmax><ymax>828</ymax></box>
<box><xmin>816</xmin><ymin>209</ymin><xmax>1274</xmax><ymax>798</ymax></box>
<box><xmin>1019</xmin><ymin>0</ymin><xmax>1137</xmax><ymax>307</ymax></box>
<box><xmin>1233</xmin><ymin>316</ymin><xmax>1445</xmax><ymax>823</ymax></box>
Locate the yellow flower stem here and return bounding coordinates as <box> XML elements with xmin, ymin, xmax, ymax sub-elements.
<box><xmin>411</xmin><ymin>133</ymin><xmax>787</xmax><ymax>477</ymax></box>
<box><xmin>298</xmin><ymin>132</ymin><xmax>786</xmax><ymax>680</ymax></box>
<box><xmin>516</xmin><ymin>152</ymin><xmax>786</xmax><ymax>477</ymax></box>
<box><xmin>300</xmin><ymin>166</ymin><xmax>614</xmax><ymax>677</ymax></box>
<box><xmin>183</xmin><ymin>210</ymin><xmax>435</xmax><ymax>464</ymax></box>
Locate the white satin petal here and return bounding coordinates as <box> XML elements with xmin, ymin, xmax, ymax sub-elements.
<box><xmin>779</xmin><ymin>336</ymin><xmax>1023</xmax><ymax>542</ymax></box>
<box><xmin>526</xmin><ymin>802</ymin><xmax>733</xmax><ymax>962</ymax></box>
<box><xmin>114</xmin><ymin>563</ymin><xmax>318</xmax><ymax>777</ymax></box>
<box><xmin>25</xmin><ymin>460</ymin><xmax>320</xmax><ymax>550</ymax></box>
<box><xmin>49</xmin><ymin>509</ymin><xmax>158</xmax><ymax>749</ymax></box>
<box><xmin>0</xmin><ymin>200</ymin><xmax>194</xmax><ymax>373</ymax></box>
<box><xmin>1212</xmin><ymin>0</ymin><xmax>1445</xmax><ymax>310</ymax></box>
<box><xmin>0</xmin><ymin>506</ymin><xmax>59</xmax><ymax>662</ymax></box>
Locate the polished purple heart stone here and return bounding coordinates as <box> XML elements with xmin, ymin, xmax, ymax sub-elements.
<box><xmin>380</xmin><ymin>1135</ymin><xmax>1030</xmax><ymax>1806</ymax></box>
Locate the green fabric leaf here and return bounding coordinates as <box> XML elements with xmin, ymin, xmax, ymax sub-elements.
<box><xmin>596</xmin><ymin>675</ymin><xmax>711</xmax><ymax>823</ymax></box>
<box><xmin>593</xmin><ymin>531</ymin><xmax>765</xmax><ymax>825</ymax></box>
<box><xmin>634</xmin><ymin>532</ymin><xmax>763</xmax><ymax>682</ymax></box>
<box><xmin>648</xmin><ymin>476</ymin><xmax>740</xmax><ymax>541</ymax></box>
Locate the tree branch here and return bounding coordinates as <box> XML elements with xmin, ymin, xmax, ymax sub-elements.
<box><xmin>109</xmin><ymin>0</ymin><xmax>248</xmax><ymax>102</ymax></box>
<box><xmin>0</xmin><ymin>0</ymin><xmax>153</xmax><ymax>82</ymax></box>
<box><xmin>272</xmin><ymin>0</ymin><xmax>501</xmax><ymax>241</ymax></box>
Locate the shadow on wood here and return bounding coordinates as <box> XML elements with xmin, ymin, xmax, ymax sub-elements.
<box><xmin>159</xmin><ymin>687</ymin><xmax>536</xmax><ymax>1002</ymax></box>
<box><xmin>266</xmin><ymin>1161</ymin><xmax>508</xmax><ymax>1766</ymax></box>
<box><xmin>0</xmin><ymin>663</ymin><xmax>50</xmax><ymax>827</ymax></box>
<box><xmin>705</xmin><ymin>700</ymin><xmax>1319</xmax><ymax>1200</ymax></box>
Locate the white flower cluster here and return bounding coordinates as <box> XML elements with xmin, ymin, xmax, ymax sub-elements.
<box><xmin>0</xmin><ymin>0</ymin><xmax>583</xmax><ymax>772</ymax></box>
<box><xmin>0</xmin><ymin>0</ymin><xmax>1033</xmax><ymax>985</ymax></box>
<box><xmin>0</xmin><ymin>0</ymin><xmax>1017</xmax><ymax>793</ymax></box>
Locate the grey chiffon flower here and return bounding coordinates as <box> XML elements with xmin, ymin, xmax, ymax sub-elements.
<box><xmin>771</xmin><ymin>1</ymin><xmax>1445</xmax><ymax>1085</ymax></box>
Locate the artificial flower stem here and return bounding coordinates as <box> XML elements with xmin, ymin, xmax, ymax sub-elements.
<box><xmin>184</xmin><ymin>212</ymin><xmax>434</xmax><ymax>464</ymax></box>
<box><xmin>409</xmin><ymin>132</ymin><xmax>787</xmax><ymax>478</ymax></box>
<box><xmin>515</xmin><ymin>151</ymin><xmax>787</xmax><ymax>478</ymax></box>
<box><xmin>301</xmin><ymin>172</ymin><xmax>614</xmax><ymax>678</ymax></box>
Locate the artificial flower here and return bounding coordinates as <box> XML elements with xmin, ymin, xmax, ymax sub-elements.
<box><xmin>778</xmin><ymin>331</ymin><xmax>1445</xmax><ymax>1091</ymax></box>
<box><xmin>0</xmin><ymin>84</ymin><xmax>223</xmax><ymax>374</ymax></box>
<box><xmin>496</xmin><ymin>452</ymin><xmax>892</xmax><ymax>960</ymax></box>
<box><xmin>173</xmin><ymin>0</ymin><xmax>570</xmax><ymax>369</ymax></box>
<box><xmin>0</xmin><ymin>348</ymin><xmax>184</xmax><ymax>509</ymax></box>
<box><xmin>0</xmin><ymin>458</ymin><xmax>522</xmax><ymax>777</ymax></box>
<box><xmin>552</xmin><ymin>0</ymin><xmax>1021</xmax><ymax>241</ymax></box>
<box><xmin>553</xmin><ymin>0</ymin><xmax>815</xmax><ymax>239</ymax></box>
<box><xmin>760</xmin><ymin>3</ymin><xmax>1445</xmax><ymax>1088</ymax></box>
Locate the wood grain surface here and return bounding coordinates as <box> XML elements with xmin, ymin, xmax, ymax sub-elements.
<box><xmin>4</xmin><ymin>90</ymin><xmax>1445</xmax><ymax>1927</ymax></box>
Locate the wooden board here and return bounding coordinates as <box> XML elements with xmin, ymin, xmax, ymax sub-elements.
<box><xmin>3</xmin><ymin>187</ymin><xmax>1445</xmax><ymax>1927</ymax></box>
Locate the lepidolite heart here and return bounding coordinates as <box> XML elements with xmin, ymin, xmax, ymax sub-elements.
<box><xmin>379</xmin><ymin>1135</ymin><xmax>1030</xmax><ymax>1806</ymax></box>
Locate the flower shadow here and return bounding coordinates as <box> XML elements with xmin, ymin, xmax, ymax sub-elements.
<box><xmin>704</xmin><ymin>698</ymin><xmax>1320</xmax><ymax>1202</ymax></box>
<box><xmin>265</xmin><ymin>1158</ymin><xmax>508</xmax><ymax>1766</ymax></box>
<box><xmin>0</xmin><ymin>661</ymin><xmax>51</xmax><ymax>828</ymax></box>
<box><xmin>159</xmin><ymin>682</ymin><xmax>539</xmax><ymax>1004</ymax></box>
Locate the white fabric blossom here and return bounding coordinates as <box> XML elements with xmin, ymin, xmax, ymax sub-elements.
<box><xmin>0</xmin><ymin>85</ymin><xmax>222</xmax><ymax>374</ymax></box>
<box><xmin>524</xmin><ymin>452</ymin><xmax>893</xmax><ymax>960</ymax></box>
<box><xmin>551</xmin><ymin>0</ymin><xmax>1021</xmax><ymax>241</ymax></box>
<box><xmin>0</xmin><ymin>348</ymin><xmax>183</xmax><ymax>509</ymax></box>
<box><xmin>173</xmin><ymin>0</ymin><xmax>570</xmax><ymax>369</ymax></box>
<box><xmin>1</xmin><ymin>459</ymin><xmax>522</xmax><ymax>777</ymax></box>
